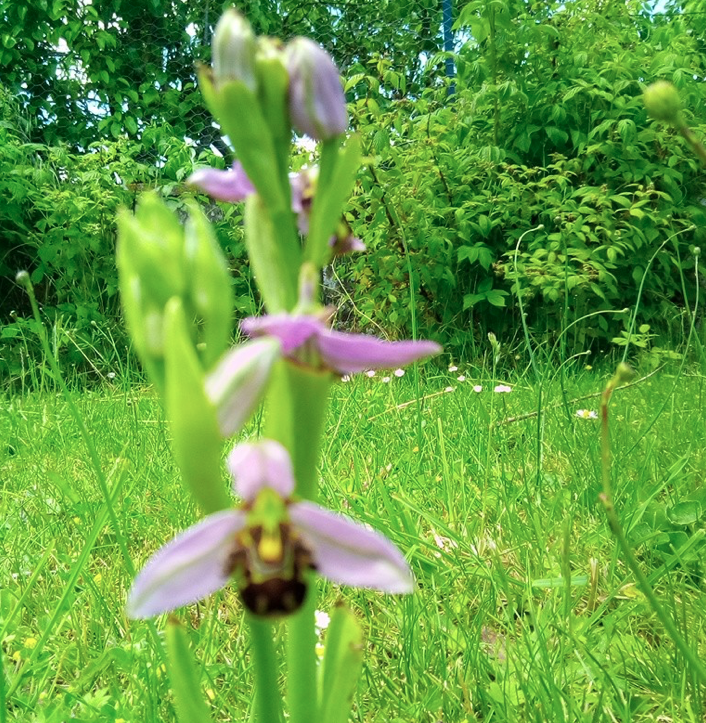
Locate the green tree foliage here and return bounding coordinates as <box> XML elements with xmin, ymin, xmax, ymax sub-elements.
<box><xmin>0</xmin><ymin>0</ymin><xmax>447</xmax><ymax>148</ymax></box>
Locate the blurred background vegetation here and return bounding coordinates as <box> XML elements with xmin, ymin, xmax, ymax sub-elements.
<box><xmin>2</xmin><ymin>0</ymin><xmax>706</xmax><ymax>386</ymax></box>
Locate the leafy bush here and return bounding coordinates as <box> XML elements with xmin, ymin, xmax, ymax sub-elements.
<box><xmin>0</xmin><ymin>94</ymin><xmax>254</xmax><ymax>385</ymax></box>
<box><xmin>341</xmin><ymin>0</ymin><xmax>706</xmax><ymax>356</ymax></box>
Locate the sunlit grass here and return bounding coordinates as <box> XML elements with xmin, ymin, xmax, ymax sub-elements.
<box><xmin>2</xmin><ymin>358</ymin><xmax>706</xmax><ymax>722</ymax></box>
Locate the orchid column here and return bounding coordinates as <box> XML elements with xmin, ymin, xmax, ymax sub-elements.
<box><xmin>118</xmin><ymin>9</ymin><xmax>440</xmax><ymax>723</ymax></box>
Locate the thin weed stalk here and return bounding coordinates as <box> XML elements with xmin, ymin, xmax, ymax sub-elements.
<box><xmin>598</xmin><ymin>364</ymin><xmax>706</xmax><ymax>684</ymax></box>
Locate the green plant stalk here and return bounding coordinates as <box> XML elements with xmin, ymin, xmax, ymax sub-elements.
<box><xmin>512</xmin><ymin>224</ymin><xmax>546</xmax><ymax>505</ymax></box>
<box><xmin>248</xmin><ymin>617</ymin><xmax>284</xmax><ymax>723</ymax></box>
<box><xmin>599</xmin><ymin>366</ymin><xmax>706</xmax><ymax>683</ymax></box>
<box><xmin>672</xmin><ymin>239</ymin><xmax>704</xmax><ymax>362</ymax></box>
<box><xmin>676</xmin><ymin>120</ymin><xmax>706</xmax><ymax>166</ymax></box>
<box><xmin>0</xmin><ymin>642</ymin><xmax>5</xmax><ymax>723</ymax></box>
<box><xmin>286</xmin><ymin>587</ymin><xmax>318</xmax><ymax>723</ymax></box>
<box><xmin>264</xmin><ymin>361</ymin><xmax>332</xmax><ymax>501</ymax></box>
<box><xmin>262</xmin><ymin>363</ymin><xmax>330</xmax><ymax>723</ymax></box>
<box><xmin>18</xmin><ymin>273</ymin><xmax>133</xmax><ymax>574</ymax></box>
<box><xmin>483</xmin><ymin>344</ymin><xmax>497</xmax><ymax>492</ymax></box>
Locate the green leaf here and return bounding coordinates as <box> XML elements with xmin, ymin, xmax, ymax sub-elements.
<box><xmin>319</xmin><ymin>605</ymin><xmax>364</xmax><ymax>723</ymax></box>
<box><xmin>457</xmin><ymin>246</ymin><xmax>477</xmax><ymax>264</ymax></box>
<box><xmin>164</xmin><ymin>298</ymin><xmax>230</xmax><ymax>514</ymax></box>
<box><xmin>545</xmin><ymin>126</ymin><xmax>568</xmax><ymax>145</ymax></box>
<box><xmin>165</xmin><ymin>619</ymin><xmax>214</xmax><ymax>723</ymax></box>
<box><xmin>486</xmin><ymin>290</ymin><xmax>508</xmax><ymax>307</ymax></box>
<box><xmin>667</xmin><ymin>501</ymin><xmax>702</xmax><ymax>527</ymax></box>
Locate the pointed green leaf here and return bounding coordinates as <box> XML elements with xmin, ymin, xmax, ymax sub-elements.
<box><xmin>165</xmin><ymin>618</ymin><xmax>214</xmax><ymax>723</ymax></box>
<box><xmin>319</xmin><ymin>605</ymin><xmax>363</xmax><ymax>723</ymax></box>
<box><xmin>305</xmin><ymin>136</ymin><xmax>361</xmax><ymax>269</ymax></box>
<box><xmin>164</xmin><ymin>298</ymin><xmax>230</xmax><ymax>513</ymax></box>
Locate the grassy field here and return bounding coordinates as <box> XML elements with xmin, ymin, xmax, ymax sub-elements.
<box><xmin>2</xmin><ymin>357</ymin><xmax>706</xmax><ymax>722</ymax></box>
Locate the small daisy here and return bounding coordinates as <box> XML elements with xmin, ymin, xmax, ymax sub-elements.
<box><xmin>107</xmin><ymin>372</ymin><xmax>116</xmax><ymax>380</ymax></box>
<box><xmin>365</xmin><ymin>370</ymin><xmax>376</xmax><ymax>378</ymax></box>
<box><xmin>576</xmin><ymin>409</ymin><xmax>598</xmax><ymax>420</ymax></box>
<box><xmin>382</xmin><ymin>376</ymin><xmax>391</xmax><ymax>383</ymax></box>
<box><xmin>444</xmin><ymin>386</ymin><xmax>455</xmax><ymax>393</ymax></box>
<box><xmin>448</xmin><ymin>365</ymin><xmax>458</xmax><ymax>372</ymax></box>
<box><xmin>473</xmin><ymin>385</ymin><xmax>483</xmax><ymax>393</ymax></box>
<box><xmin>457</xmin><ymin>375</ymin><xmax>466</xmax><ymax>382</ymax></box>
<box><xmin>394</xmin><ymin>369</ymin><xmax>405</xmax><ymax>377</ymax></box>
<box><xmin>341</xmin><ymin>375</ymin><xmax>351</xmax><ymax>382</ymax></box>
<box><xmin>494</xmin><ymin>384</ymin><xmax>512</xmax><ymax>393</ymax></box>
<box><xmin>315</xmin><ymin>610</ymin><xmax>331</xmax><ymax>632</ymax></box>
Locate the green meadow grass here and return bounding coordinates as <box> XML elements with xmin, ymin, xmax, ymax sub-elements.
<box><xmin>2</xmin><ymin>358</ymin><xmax>706</xmax><ymax>722</ymax></box>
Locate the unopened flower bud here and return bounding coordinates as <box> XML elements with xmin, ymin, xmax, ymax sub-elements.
<box><xmin>15</xmin><ymin>270</ymin><xmax>29</xmax><ymax>287</ymax></box>
<box><xmin>643</xmin><ymin>81</ymin><xmax>682</xmax><ymax>125</ymax></box>
<box><xmin>615</xmin><ymin>362</ymin><xmax>634</xmax><ymax>386</ymax></box>
<box><xmin>213</xmin><ymin>9</ymin><xmax>257</xmax><ymax>91</ymax></box>
<box><xmin>286</xmin><ymin>37</ymin><xmax>347</xmax><ymax>140</ymax></box>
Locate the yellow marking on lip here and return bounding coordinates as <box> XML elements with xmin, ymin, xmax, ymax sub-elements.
<box><xmin>258</xmin><ymin>532</ymin><xmax>282</xmax><ymax>563</ymax></box>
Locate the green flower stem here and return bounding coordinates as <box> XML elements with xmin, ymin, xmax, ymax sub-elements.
<box><xmin>676</xmin><ymin>121</ymin><xmax>706</xmax><ymax>167</ymax></box>
<box><xmin>245</xmin><ymin>198</ymin><xmax>300</xmax><ymax>313</ymax></box>
<box><xmin>599</xmin><ymin>366</ymin><xmax>706</xmax><ymax>683</ymax></box>
<box><xmin>264</xmin><ymin>361</ymin><xmax>332</xmax><ymax>501</ymax></box>
<box><xmin>262</xmin><ymin>362</ymin><xmax>331</xmax><ymax>723</ymax></box>
<box><xmin>248</xmin><ymin>616</ymin><xmax>284</xmax><ymax>723</ymax></box>
<box><xmin>286</xmin><ymin>583</ymin><xmax>319</xmax><ymax>723</ymax></box>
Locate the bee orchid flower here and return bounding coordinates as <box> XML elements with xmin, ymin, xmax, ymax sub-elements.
<box><xmin>127</xmin><ymin>440</ymin><xmax>413</xmax><ymax>619</ymax></box>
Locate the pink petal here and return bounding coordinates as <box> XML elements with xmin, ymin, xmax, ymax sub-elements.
<box><xmin>227</xmin><ymin>440</ymin><xmax>296</xmax><ymax>501</ymax></box>
<box><xmin>317</xmin><ymin>330</ymin><xmax>441</xmax><ymax>374</ymax></box>
<box><xmin>329</xmin><ymin>234</ymin><xmax>366</xmax><ymax>255</ymax></box>
<box><xmin>127</xmin><ymin>511</ymin><xmax>245</xmax><ymax>619</ymax></box>
<box><xmin>187</xmin><ymin>161</ymin><xmax>255</xmax><ymax>202</ymax></box>
<box><xmin>205</xmin><ymin>339</ymin><xmax>280</xmax><ymax>437</ymax></box>
<box><xmin>241</xmin><ymin>314</ymin><xmax>322</xmax><ymax>354</ymax></box>
<box><xmin>290</xmin><ymin>502</ymin><xmax>413</xmax><ymax>593</ymax></box>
